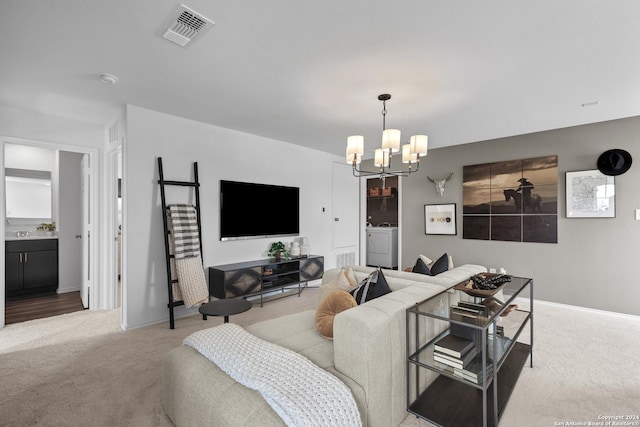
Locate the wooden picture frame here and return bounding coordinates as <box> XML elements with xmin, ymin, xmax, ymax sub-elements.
<box><xmin>424</xmin><ymin>203</ymin><xmax>457</xmax><ymax>235</ymax></box>
<box><xmin>566</xmin><ymin>170</ymin><xmax>615</xmax><ymax>218</ymax></box>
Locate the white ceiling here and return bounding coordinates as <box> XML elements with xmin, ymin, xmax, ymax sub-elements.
<box><xmin>1</xmin><ymin>1</ymin><xmax>640</xmax><ymax>157</ymax></box>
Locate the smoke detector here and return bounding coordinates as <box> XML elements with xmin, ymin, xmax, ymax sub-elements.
<box><xmin>99</xmin><ymin>73</ymin><xmax>119</xmax><ymax>85</ymax></box>
<box><xmin>162</xmin><ymin>4</ymin><xmax>214</xmax><ymax>47</ymax></box>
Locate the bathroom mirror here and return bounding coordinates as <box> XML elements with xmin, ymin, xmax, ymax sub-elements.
<box><xmin>5</xmin><ymin>168</ymin><xmax>52</xmax><ymax>219</ymax></box>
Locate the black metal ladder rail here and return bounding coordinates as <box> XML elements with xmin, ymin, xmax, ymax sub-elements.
<box><xmin>157</xmin><ymin>157</ymin><xmax>204</xmax><ymax>329</ymax></box>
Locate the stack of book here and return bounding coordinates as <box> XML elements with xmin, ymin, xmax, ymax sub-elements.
<box><xmin>448</xmin><ymin>301</ymin><xmax>487</xmax><ymax>342</ymax></box>
<box><xmin>432</xmin><ymin>300</ymin><xmax>495</xmax><ymax>384</ymax></box>
<box><xmin>452</xmin><ymin>353</ymin><xmax>493</xmax><ymax>384</ymax></box>
<box><xmin>451</xmin><ymin>301</ymin><xmax>488</xmax><ymax>321</ymax></box>
<box><xmin>433</xmin><ymin>334</ymin><xmax>477</xmax><ymax>369</ymax></box>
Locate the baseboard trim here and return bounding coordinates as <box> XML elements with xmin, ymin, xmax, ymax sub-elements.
<box><xmin>514</xmin><ymin>297</ymin><xmax>640</xmax><ymax>321</ymax></box>
<box><xmin>57</xmin><ymin>287</ymin><xmax>81</xmax><ymax>294</ymax></box>
<box><xmin>122</xmin><ymin>307</ymin><xmax>200</xmax><ymax>331</ymax></box>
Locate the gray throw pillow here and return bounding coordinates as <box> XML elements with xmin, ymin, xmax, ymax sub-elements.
<box><xmin>429</xmin><ymin>253</ymin><xmax>449</xmax><ymax>275</ymax></box>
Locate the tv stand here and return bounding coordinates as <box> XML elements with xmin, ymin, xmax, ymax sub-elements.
<box><xmin>208</xmin><ymin>255</ymin><xmax>324</xmax><ymax>306</ymax></box>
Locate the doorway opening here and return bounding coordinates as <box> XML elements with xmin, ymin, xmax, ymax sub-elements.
<box><xmin>1</xmin><ymin>136</ymin><xmax>98</xmax><ymax>328</ymax></box>
<box><xmin>365</xmin><ymin>176</ymin><xmax>399</xmax><ymax>270</ymax></box>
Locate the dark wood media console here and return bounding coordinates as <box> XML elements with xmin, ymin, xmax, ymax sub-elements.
<box><xmin>209</xmin><ymin>255</ymin><xmax>324</xmax><ymax>306</ymax></box>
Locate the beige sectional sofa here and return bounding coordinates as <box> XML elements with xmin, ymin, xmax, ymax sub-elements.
<box><xmin>163</xmin><ymin>263</ymin><xmax>486</xmax><ymax>426</ymax></box>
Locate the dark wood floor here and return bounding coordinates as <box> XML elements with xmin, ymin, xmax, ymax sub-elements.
<box><xmin>5</xmin><ymin>291</ymin><xmax>85</xmax><ymax>325</ymax></box>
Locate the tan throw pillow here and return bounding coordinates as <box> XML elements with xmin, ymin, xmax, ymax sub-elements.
<box><xmin>343</xmin><ymin>266</ymin><xmax>358</xmax><ymax>287</ymax></box>
<box><xmin>318</xmin><ymin>270</ymin><xmax>354</xmax><ymax>303</ymax></box>
<box><xmin>316</xmin><ymin>290</ymin><xmax>357</xmax><ymax>339</ymax></box>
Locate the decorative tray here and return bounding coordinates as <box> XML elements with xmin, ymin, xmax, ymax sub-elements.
<box><xmin>453</xmin><ymin>273</ymin><xmax>512</xmax><ymax>297</ymax></box>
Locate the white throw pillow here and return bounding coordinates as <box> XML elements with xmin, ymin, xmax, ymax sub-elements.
<box><xmin>418</xmin><ymin>254</ymin><xmax>433</xmax><ymax>266</ymax></box>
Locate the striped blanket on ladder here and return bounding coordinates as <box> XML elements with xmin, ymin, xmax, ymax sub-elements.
<box><xmin>168</xmin><ymin>204</ymin><xmax>208</xmax><ymax>308</ymax></box>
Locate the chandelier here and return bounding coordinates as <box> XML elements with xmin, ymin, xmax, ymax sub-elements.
<box><xmin>346</xmin><ymin>94</ymin><xmax>428</xmax><ymax>185</ymax></box>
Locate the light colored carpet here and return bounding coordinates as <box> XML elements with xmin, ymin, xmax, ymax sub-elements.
<box><xmin>1</xmin><ymin>288</ymin><xmax>639</xmax><ymax>427</ymax></box>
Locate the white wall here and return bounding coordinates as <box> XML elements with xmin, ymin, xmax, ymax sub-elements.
<box><xmin>0</xmin><ymin>105</ymin><xmax>104</xmax><ymax>148</ymax></box>
<box><xmin>124</xmin><ymin>105</ymin><xmax>342</xmax><ymax>328</ymax></box>
<box><xmin>5</xmin><ymin>143</ymin><xmax>56</xmax><ymax>171</ymax></box>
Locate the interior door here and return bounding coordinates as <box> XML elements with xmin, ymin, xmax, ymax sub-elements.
<box><xmin>80</xmin><ymin>154</ymin><xmax>93</xmax><ymax>308</ymax></box>
<box><xmin>331</xmin><ymin>162</ymin><xmax>359</xmax><ymax>250</ymax></box>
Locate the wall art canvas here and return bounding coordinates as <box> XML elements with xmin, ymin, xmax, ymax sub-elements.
<box><xmin>463</xmin><ymin>155</ymin><xmax>558</xmax><ymax>243</ymax></box>
<box><xmin>566</xmin><ymin>170</ymin><xmax>615</xmax><ymax>218</ymax></box>
<box><xmin>424</xmin><ymin>203</ymin><xmax>457</xmax><ymax>235</ymax></box>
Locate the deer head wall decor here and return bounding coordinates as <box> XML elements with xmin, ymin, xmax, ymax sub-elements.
<box><xmin>427</xmin><ymin>172</ymin><xmax>454</xmax><ymax>197</ymax></box>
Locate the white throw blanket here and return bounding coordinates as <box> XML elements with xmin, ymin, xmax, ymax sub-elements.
<box><xmin>184</xmin><ymin>324</ymin><xmax>362</xmax><ymax>427</ymax></box>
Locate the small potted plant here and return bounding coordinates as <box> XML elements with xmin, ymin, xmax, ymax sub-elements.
<box><xmin>267</xmin><ymin>241</ymin><xmax>290</xmax><ymax>261</ymax></box>
<box><xmin>37</xmin><ymin>222</ymin><xmax>56</xmax><ymax>236</ymax></box>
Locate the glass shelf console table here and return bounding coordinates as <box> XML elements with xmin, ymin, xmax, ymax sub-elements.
<box><xmin>406</xmin><ymin>276</ymin><xmax>533</xmax><ymax>427</ymax></box>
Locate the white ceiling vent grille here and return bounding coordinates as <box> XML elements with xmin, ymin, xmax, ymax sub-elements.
<box><xmin>162</xmin><ymin>4</ymin><xmax>214</xmax><ymax>47</ymax></box>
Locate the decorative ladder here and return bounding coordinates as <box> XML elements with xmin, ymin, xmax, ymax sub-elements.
<box><xmin>157</xmin><ymin>157</ymin><xmax>205</xmax><ymax>329</ymax></box>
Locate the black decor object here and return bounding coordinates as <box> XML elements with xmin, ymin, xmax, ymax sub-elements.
<box><xmin>597</xmin><ymin>149</ymin><xmax>632</xmax><ymax>176</ymax></box>
<box><xmin>471</xmin><ymin>273</ymin><xmax>512</xmax><ymax>290</ymax></box>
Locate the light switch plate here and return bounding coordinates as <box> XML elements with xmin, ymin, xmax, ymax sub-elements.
<box><xmin>635</xmin><ymin>209</ymin><xmax>640</xmax><ymax>220</ymax></box>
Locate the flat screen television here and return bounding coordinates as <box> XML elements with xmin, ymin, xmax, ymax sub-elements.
<box><xmin>220</xmin><ymin>180</ymin><xmax>300</xmax><ymax>241</ymax></box>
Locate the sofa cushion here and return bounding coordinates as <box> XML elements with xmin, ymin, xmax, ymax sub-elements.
<box><xmin>163</xmin><ymin>345</ymin><xmax>287</xmax><ymax>427</ymax></box>
<box><xmin>350</xmin><ymin>269</ymin><xmax>392</xmax><ymax>304</ymax></box>
<box><xmin>316</xmin><ymin>290</ymin><xmax>358</xmax><ymax>339</ymax></box>
<box><xmin>247</xmin><ymin>310</ymin><xmax>335</xmax><ymax>369</ymax></box>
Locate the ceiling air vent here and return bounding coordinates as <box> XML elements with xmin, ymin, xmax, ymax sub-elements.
<box><xmin>162</xmin><ymin>4</ymin><xmax>214</xmax><ymax>47</ymax></box>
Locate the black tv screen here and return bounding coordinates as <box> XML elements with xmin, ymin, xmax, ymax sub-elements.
<box><xmin>220</xmin><ymin>180</ymin><xmax>300</xmax><ymax>241</ymax></box>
